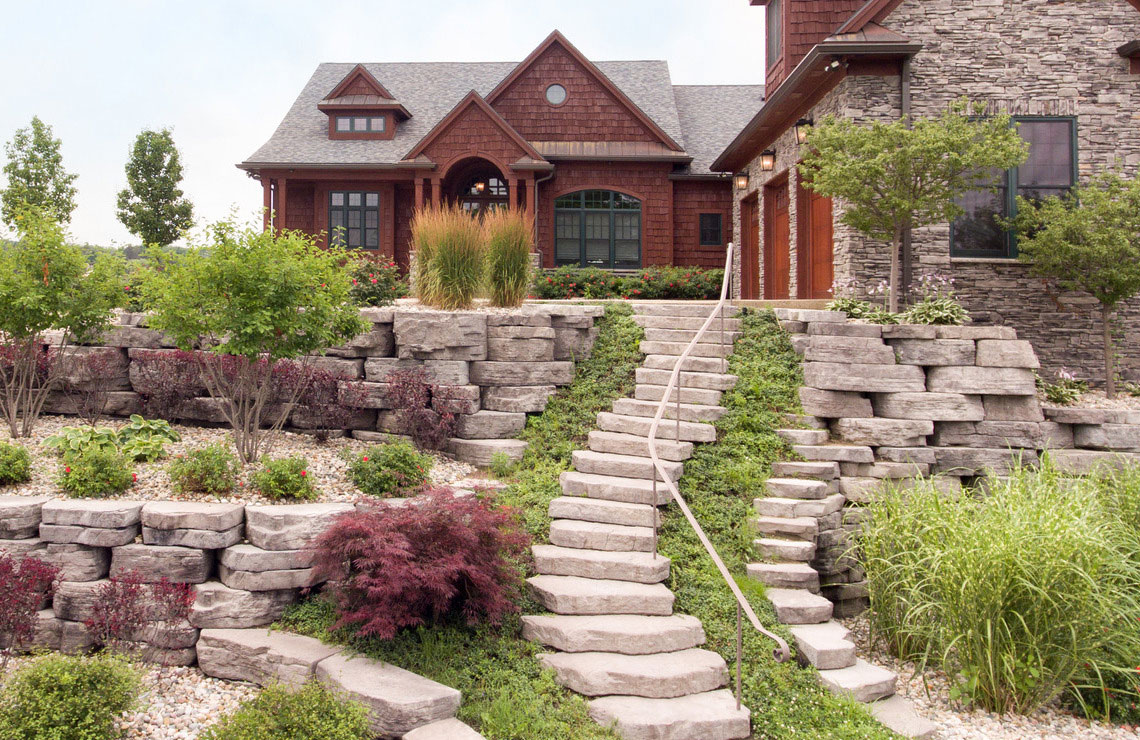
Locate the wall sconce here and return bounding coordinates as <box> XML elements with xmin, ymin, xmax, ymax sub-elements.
<box><xmin>733</xmin><ymin>173</ymin><xmax>750</xmax><ymax>190</ymax></box>
<box><xmin>759</xmin><ymin>150</ymin><xmax>777</xmax><ymax>171</ymax></box>
<box><xmin>474</xmin><ymin>181</ymin><xmax>486</xmax><ymax>193</ymax></box>
<box><xmin>795</xmin><ymin>119</ymin><xmax>813</xmax><ymax>145</ymax></box>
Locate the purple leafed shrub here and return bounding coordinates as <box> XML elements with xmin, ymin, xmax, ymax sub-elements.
<box><xmin>130</xmin><ymin>349</ymin><xmax>204</xmax><ymax>421</ymax></box>
<box><xmin>274</xmin><ymin>363</ymin><xmax>369</xmax><ymax>442</ymax></box>
<box><xmin>0</xmin><ymin>555</ymin><xmax>60</xmax><ymax>670</ymax></box>
<box><xmin>313</xmin><ymin>487</ymin><xmax>530</xmax><ymax>640</ymax></box>
<box><xmin>60</xmin><ymin>350</ymin><xmax>119</xmax><ymax>426</ymax></box>
<box><xmin>384</xmin><ymin>368</ymin><xmax>456</xmax><ymax>451</ymax></box>
<box><xmin>84</xmin><ymin>570</ymin><xmax>196</xmax><ymax>660</ymax></box>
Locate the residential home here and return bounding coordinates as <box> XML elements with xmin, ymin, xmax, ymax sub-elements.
<box><xmin>714</xmin><ymin>0</ymin><xmax>1140</xmax><ymax>381</ymax></box>
<box><xmin>240</xmin><ymin>31</ymin><xmax>763</xmax><ymax>275</ymax></box>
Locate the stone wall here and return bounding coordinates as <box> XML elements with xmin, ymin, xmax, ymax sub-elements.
<box><xmin>775</xmin><ymin>307</ymin><xmax>1140</xmax><ymax>615</ymax></box>
<box><xmin>45</xmin><ymin>304</ymin><xmax>603</xmax><ymax>466</ymax></box>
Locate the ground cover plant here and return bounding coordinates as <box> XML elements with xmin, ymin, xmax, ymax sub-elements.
<box><xmin>535</xmin><ymin>265</ymin><xmax>724</xmax><ymax>300</ymax></box>
<box><xmin>345</xmin><ymin>441</ymin><xmax>431</xmax><ymax>498</ymax></box>
<box><xmin>45</xmin><ymin>415</ymin><xmax>180</xmax><ymax>463</ymax></box>
<box><xmin>201</xmin><ymin>681</ymin><xmax>372</xmax><ymax>740</ymax></box>
<box><xmin>0</xmin><ymin>555</ymin><xmax>59</xmax><ymax>671</ymax></box>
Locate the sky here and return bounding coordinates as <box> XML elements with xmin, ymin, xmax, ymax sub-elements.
<box><xmin>0</xmin><ymin>0</ymin><xmax>768</xmax><ymax>247</ymax></box>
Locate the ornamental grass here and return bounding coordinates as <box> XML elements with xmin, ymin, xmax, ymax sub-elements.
<box><xmin>483</xmin><ymin>208</ymin><xmax>534</xmax><ymax>307</ymax></box>
<box><xmin>411</xmin><ymin>204</ymin><xmax>485</xmax><ymax>310</ymax></box>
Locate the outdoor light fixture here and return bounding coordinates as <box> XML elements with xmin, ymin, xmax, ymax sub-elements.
<box><xmin>759</xmin><ymin>150</ymin><xmax>777</xmax><ymax>171</ymax></box>
<box><xmin>795</xmin><ymin>118</ymin><xmax>813</xmax><ymax>145</ymax></box>
<box><xmin>734</xmin><ymin>173</ymin><xmax>750</xmax><ymax>190</ymax></box>
<box><xmin>474</xmin><ymin>181</ymin><xmax>486</xmax><ymax>193</ymax></box>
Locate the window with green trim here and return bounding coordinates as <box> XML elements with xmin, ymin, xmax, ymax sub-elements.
<box><xmin>554</xmin><ymin>190</ymin><xmax>642</xmax><ymax>269</ymax></box>
<box><xmin>950</xmin><ymin>116</ymin><xmax>1077</xmax><ymax>258</ymax></box>
<box><xmin>329</xmin><ymin>191</ymin><xmax>380</xmax><ymax>249</ymax></box>
<box><xmin>699</xmin><ymin>213</ymin><xmax>723</xmax><ymax>246</ymax></box>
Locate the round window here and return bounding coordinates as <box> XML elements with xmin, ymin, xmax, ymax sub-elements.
<box><xmin>545</xmin><ymin>83</ymin><xmax>568</xmax><ymax>106</ymax></box>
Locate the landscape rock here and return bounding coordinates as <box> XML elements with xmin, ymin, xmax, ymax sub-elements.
<box><xmin>798</xmin><ymin>388</ymin><xmax>873</xmax><ymax>419</ymax></box>
<box><xmin>403</xmin><ymin>718</ymin><xmax>485</xmax><ymax>740</ymax></box>
<box><xmin>0</xmin><ymin>496</ymin><xmax>50</xmax><ymax>538</ymax></box>
<box><xmin>142</xmin><ymin>524</ymin><xmax>243</xmax><ymax>549</ymax></box>
<box><xmin>394</xmin><ymin>312</ymin><xmax>486</xmax><ymax>361</ymax></box>
<box><xmin>41</xmin><ymin>500</ymin><xmax>143</xmax><ymax>529</ymax></box>
<box><xmin>975</xmin><ymin>339</ymin><xmax>1039</xmax><ymax>368</ymax></box>
<box><xmin>197</xmin><ymin>628</ymin><xmax>340</xmax><ymax>688</ymax></box>
<box><xmin>931</xmin><ymin>447</ymin><xmax>1039</xmax><ymax>476</ymax></box>
<box><xmin>926</xmin><ymin>366</ymin><xmax>1036</xmax><ymax>395</ymax></box>
<box><xmin>454</xmin><ymin>410</ymin><xmax>527</xmax><ymax>440</ymax></box>
<box><xmin>190</xmin><ymin>582</ymin><xmax>297</xmax><ymax>629</ymax></box>
<box><xmin>141</xmin><ymin>501</ymin><xmax>245</xmax><ymax>532</ymax></box>
<box><xmin>244</xmin><ymin>503</ymin><xmax>354</xmax><ymax>551</ymax></box>
<box><xmin>872</xmin><ymin>392</ymin><xmax>983</xmax><ymax>421</ymax></box>
<box><xmin>447</xmin><ymin>438</ymin><xmax>527</xmax><ymax>466</ymax></box>
<box><xmin>888</xmin><ymin>339</ymin><xmax>975</xmax><ymax>366</ymax></box>
<box><xmin>482</xmin><ymin>385</ymin><xmax>557</xmax><ymax>413</ymax></box>
<box><xmin>1073</xmin><ymin>423</ymin><xmax>1140</xmax><ymax>452</ymax></box>
<box><xmin>53</xmin><ymin>579</ymin><xmax>107</xmax><ymax>622</ymax></box>
<box><xmin>469</xmin><ymin>361</ymin><xmax>574</xmax><ymax>386</ymax></box>
<box><xmin>218</xmin><ymin>563</ymin><xmax>320</xmax><ymax>591</ymax></box>
<box><xmin>831</xmin><ymin>419</ymin><xmax>933</xmax><ymax>447</ymax></box>
<box><xmin>803</xmin><ymin>362</ymin><xmax>925</xmax><ymax>393</ymax></box>
<box><xmin>40</xmin><ymin>523</ymin><xmax>139</xmax><ymax>547</ymax></box>
<box><xmin>0</xmin><ymin>537</ymin><xmax>47</xmax><ymax>558</ymax></box>
<box><xmin>804</xmin><ymin>336</ymin><xmax>895</xmax><ymax>364</ymax></box>
<box><xmin>982</xmin><ymin>395</ymin><xmax>1045</xmax><ymax>422</ymax></box>
<box><xmin>364</xmin><ymin>358</ymin><xmax>470</xmax><ymax>386</ymax></box>
<box><xmin>111</xmin><ymin>544</ymin><xmax>213</xmax><ymax>583</ymax></box>
<box><xmin>43</xmin><ymin>543</ymin><xmax>110</xmax><ymax>581</ymax></box>
<box><xmin>220</xmin><ymin>544</ymin><xmax>316</xmax><ymax>572</ymax></box>
<box><xmin>431</xmin><ymin>385</ymin><xmax>481</xmax><ymax>415</ymax></box>
<box><xmin>326</xmin><ymin>326</ymin><xmax>395</xmax><ymax>358</ymax></box>
<box><xmin>554</xmin><ymin>327</ymin><xmax>599</xmax><ymax>360</ymax></box>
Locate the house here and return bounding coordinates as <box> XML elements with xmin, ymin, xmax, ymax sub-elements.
<box><xmin>714</xmin><ymin>0</ymin><xmax>1140</xmax><ymax>381</ymax></box>
<box><xmin>239</xmin><ymin>31</ymin><xmax>764</xmax><ymax>274</ymax></box>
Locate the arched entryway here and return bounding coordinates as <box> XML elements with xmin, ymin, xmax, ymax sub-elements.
<box><xmin>442</xmin><ymin>157</ymin><xmax>510</xmax><ymax>215</ymax></box>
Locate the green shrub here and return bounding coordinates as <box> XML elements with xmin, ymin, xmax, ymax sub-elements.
<box><xmin>347</xmin><ymin>442</ymin><xmax>432</xmax><ymax>498</ymax></box>
<box><xmin>0</xmin><ymin>443</ymin><xmax>31</xmax><ymax>485</ymax></box>
<box><xmin>859</xmin><ymin>461</ymin><xmax>1140</xmax><ymax>715</ymax></box>
<box><xmin>200</xmin><ymin>681</ymin><xmax>371</xmax><ymax>740</ymax></box>
<box><xmin>484</xmin><ymin>209</ymin><xmax>533</xmax><ymax>308</ymax></box>
<box><xmin>169</xmin><ymin>443</ymin><xmax>240</xmax><ymax>495</ymax></box>
<box><xmin>43</xmin><ymin>426</ymin><xmax>119</xmax><ymax>456</ymax></box>
<box><xmin>533</xmin><ymin>266</ymin><xmax>724</xmax><ymax>300</ymax></box>
<box><xmin>0</xmin><ymin>652</ymin><xmax>139</xmax><ymax>740</ymax></box>
<box><xmin>489</xmin><ymin>451</ymin><xmax>516</xmax><ymax>479</ymax></box>
<box><xmin>348</xmin><ymin>252</ymin><xmax>407</xmax><ymax>307</ymax></box>
<box><xmin>60</xmin><ymin>447</ymin><xmax>134</xmax><ymax>498</ymax></box>
<box><xmin>412</xmin><ymin>204</ymin><xmax>485</xmax><ymax>310</ymax></box>
<box><xmin>44</xmin><ymin>416</ymin><xmax>178</xmax><ymax>463</ymax></box>
<box><xmin>253</xmin><ymin>456</ymin><xmax>317</xmax><ymax>501</ymax></box>
<box><xmin>899</xmin><ymin>295</ymin><xmax>969</xmax><ymax>325</ymax></box>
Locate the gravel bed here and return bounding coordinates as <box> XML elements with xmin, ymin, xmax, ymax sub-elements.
<box><xmin>0</xmin><ymin>415</ymin><xmax>476</xmax><ymax>505</ymax></box>
<box><xmin>1045</xmin><ymin>391</ymin><xmax>1140</xmax><ymax>411</ymax></box>
<box><xmin>841</xmin><ymin>614</ymin><xmax>1140</xmax><ymax>739</ymax></box>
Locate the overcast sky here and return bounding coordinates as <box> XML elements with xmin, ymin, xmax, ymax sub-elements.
<box><xmin>0</xmin><ymin>0</ymin><xmax>767</xmax><ymax>246</ymax></box>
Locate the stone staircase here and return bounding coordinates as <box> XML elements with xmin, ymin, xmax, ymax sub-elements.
<box><xmin>523</xmin><ymin>302</ymin><xmax>751</xmax><ymax>740</ymax></box>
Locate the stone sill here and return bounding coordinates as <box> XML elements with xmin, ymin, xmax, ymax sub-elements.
<box><xmin>949</xmin><ymin>257</ymin><xmax>1031</xmax><ymax>266</ymax></box>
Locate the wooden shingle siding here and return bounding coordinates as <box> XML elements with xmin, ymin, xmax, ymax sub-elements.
<box><xmin>769</xmin><ymin>1</ymin><xmax>865</xmax><ymax>94</ymax></box>
<box><xmin>672</xmin><ymin>181</ymin><xmax>733</xmax><ymax>269</ymax></box>
<box><xmin>419</xmin><ymin>102</ymin><xmax>530</xmax><ymax>172</ymax></box>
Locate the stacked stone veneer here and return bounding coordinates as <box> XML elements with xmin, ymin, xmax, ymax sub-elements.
<box><xmin>44</xmin><ymin>304</ymin><xmax>602</xmax><ymax>465</ymax></box>
<box><xmin>775</xmin><ymin>308</ymin><xmax>1140</xmax><ymax>616</ymax></box>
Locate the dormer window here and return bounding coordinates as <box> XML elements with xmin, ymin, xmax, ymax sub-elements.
<box><xmin>335</xmin><ymin>116</ymin><xmax>387</xmax><ymax>133</ymax></box>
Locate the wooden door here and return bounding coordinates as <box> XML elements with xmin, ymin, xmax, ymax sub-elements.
<box><xmin>763</xmin><ymin>182</ymin><xmax>790</xmax><ymax>299</ymax></box>
<box><xmin>739</xmin><ymin>194</ymin><xmax>760</xmax><ymax>300</ymax></box>
<box><xmin>797</xmin><ymin>180</ymin><xmax>835</xmax><ymax>299</ymax></box>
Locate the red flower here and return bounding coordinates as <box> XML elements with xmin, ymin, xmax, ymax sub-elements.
<box><xmin>124</xmin><ymin>286</ymin><xmax>131</xmax><ymax>291</ymax></box>
<box><xmin>132</xmin><ymin>473</ymin><xmax>137</xmax><ymax>482</ymax></box>
<box><xmin>371</xmin><ymin>279</ymin><xmax>377</xmax><ymax>284</ymax></box>
<box><xmin>362</xmin><ymin>456</ymin><xmax>369</xmax><ymax>462</ymax></box>
<box><xmin>300</xmin><ymin>470</ymin><xmax>307</xmax><ymax>477</ymax></box>
<box><xmin>64</xmin><ymin>466</ymin><xmax>71</xmax><ymax>474</ymax></box>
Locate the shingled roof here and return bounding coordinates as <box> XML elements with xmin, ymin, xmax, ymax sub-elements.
<box><xmin>240</xmin><ymin>59</ymin><xmax>762</xmax><ymax>176</ymax></box>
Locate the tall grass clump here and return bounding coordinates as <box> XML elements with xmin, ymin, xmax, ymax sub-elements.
<box><xmin>411</xmin><ymin>204</ymin><xmax>485</xmax><ymax>309</ymax></box>
<box><xmin>859</xmin><ymin>459</ymin><xmax>1140</xmax><ymax>716</ymax></box>
<box><xmin>483</xmin><ymin>208</ymin><xmax>533</xmax><ymax>307</ymax></box>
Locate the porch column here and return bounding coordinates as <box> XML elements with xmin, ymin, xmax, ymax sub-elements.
<box><xmin>277</xmin><ymin>178</ymin><xmax>288</xmax><ymax>234</ymax></box>
<box><xmin>524</xmin><ymin>175</ymin><xmax>535</xmax><ymax>223</ymax></box>
<box><xmin>414</xmin><ymin>178</ymin><xmax>424</xmax><ymax>211</ymax></box>
<box><xmin>430</xmin><ymin>177</ymin><xmax>441</xmax><ymax>206</ymax></box>
<box><xmin>262</xmin><ymin>177</ymin><xmax>271</xmax><ymax>231</ymax></box>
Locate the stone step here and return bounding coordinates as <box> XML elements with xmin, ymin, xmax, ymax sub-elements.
<box><xmin>633</xmin><ymin>315</ymin><xmax>742</xmax><ymax>331</ymax></box>
<box><xmin>532</xmin><ymin>545</ymin><xmax>669</xmax><ymax>584</ymax></box>
<box><xmin>636</xmin><ymin>368</ymin><xmax>738</xmax><ymax>392</ymax></box>
<box><xmin>766</xmin><ymin>588</ymin><xmax>834</xmax><ymax>625</ymax></box>
<box><xmin>527</xmin><ymin>575</ymin><xmax>675</xmax><ymax>616</ymax></box>
<box><xmin>539</xmin><ymin>648</ymin><xmax>728</xmax><ymax>698</ymax></box>
<box><xmin>549</xmin><ymin>496</ymin><xmax>659</xmax><ymax>528</ymax></box>
<box><xmin>632</xmin><ymin>304</ymin><xmax>739</xmax><ymax>318</ymax></box>
<box><xmin>746</xmin><ymin>562</ymin><xmax>820</xmax><ymax>592</ymax></box>
<box><xmin>755</xmin><ymin>537</ymin><xmax>816</xmax><ymax>562</ymax></box>
<box><xmin>754</xmin><ymin>516</ymin><xmax>818</xmax><ymax>541</ymax></box>
<box><xmin>776</xmin><ymin>428</ymin><xmax>830</xmax><ymax>445</ymax></box>
<box><xmin>639</xmin><ymin>341</ymin><xmax>732</xmax><ymax>358</ymax></box>
<box><xmin>643</xmin><ymin>354</ymin><xmax>731</xmax><ymax>374</ymax></box>
<box><xmin>642</xmin><ymin>328</ymin><xmax>742</xmax><ymax>345</ymax></box>
<box><xmin>550</xmin><ymin>519</ymin><xmax>656</xmax><ymax>553</ymax></box>
<box><xmin>868</xmin><ymin>695</ymin><xmax>938</xmax><ymax>739</ymax></box>
<box><xmin>788</xmin><ymin>622</ymin><xmax>857</xmax><ymax>670</ymax></box>
<box><xmin>560</xmin><ymin>471</ymin><xmax>672</xmax><ymax>506</ymax></box>
<box><xmin>612</xmin><ymin>397</ymin><xmax>727</xmax><ymax>423</ymax></box>
<box><xmin>521</xmin><ymin>614</ymin><xmax>704</xmax><ymax>654</ymax></box>
<box><xmin>764</xmin><ymin>478</ymin><xmax>830</xmax><ymax>500</ymax></box>
<box><xmin>784</xmin><ymin>413</ymin><xmax>828</xmax><ymax>430</ymax></box>
<box><xmin>754</xmin><ymin>493</ymin><xmax>845</xmax><ymax>519</ymax></box>
<box><xmin>403</xmin><ymin>719</ymin><xmax>484</xmax><ymax>740</ymax></box>
<box><xmin>572</xmin><ymin>450</ymin><xmax>683</xmax><ymax>482</ymax></box>
<box><xmin>597</xmin><ymin>412</ymin><xmax>717</xmax><ymax>444</ymax></box>
<box><xmin>589</xmin><ymin>690</ymin><xmax>751</xmax><ymax>740</ymax></box>
<box><xmin>771</xmin><ymin>461</ymin><xmax>840</xmax><ymax>480</ymax></box>
<box><xmin>818</xmin><ymin>659</ymin><xmax>897</xmax><ymax>703</ymax></box>
<box><xmin>588</xmin><ymin>431</ymin><xmax>693</xmax><ymax>462</ymax></box>
<box><xmin>793</xmin><ymin>445</ymin><xmax>875</xmax><ymax>464</ymax></box>
<box><xmin>634</xmin><ymin>384</ymin><xmax>723</xmax><ymax>406</ymax></box>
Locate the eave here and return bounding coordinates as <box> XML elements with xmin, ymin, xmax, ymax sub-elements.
<box><xmin>317</xmin><ymin>100</ymin><xmax>412</xmax><ymax>120</ymax></box>
<box><xmin>1119</xmin><ymin>39</ymin><xmax>1140</xmax><ymax>57</ymax></box>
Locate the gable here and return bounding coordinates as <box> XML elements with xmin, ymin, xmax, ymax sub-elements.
<box><xmin>487</xmin><ymin>34</ymin><xmax>681</xmax><ymax>149</ymax></box>
<box><xmin>403</xmin><ymin>92</ymin><xmax>543</xmax><ymax>171</ymax></box>
<box><xmin>326</xmin><ymin>64</ymin><xmax>395</xmax><ymax>101</ymax></box>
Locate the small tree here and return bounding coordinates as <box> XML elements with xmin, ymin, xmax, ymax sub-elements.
<box><xmin>116</xmin><ymin>129</ymin><xmax>194</xmax><ymax>247</ymax></box>
<box><xmin>1012</xmin><ymin>172</ymin><xmax>1140</xmax><ymax>398</ymax></box>
<box><xmin>0</xmin><ymin>209</ymin><xmax>125</xmax><ymax>437</ymax></box>
<box><xmin>1</xmin><ymin>117</ymin><xmax>79</xmax><ymax>228</ymax></box>
<box><xmin>144</xmin><ymin>221</ymin><xmax>365</xmax><ymax>462</ymax></box>
<box><xmin>799</xmin><ymin>100</ymin><xmax>1029</xmax><ymax>312</ymax></box>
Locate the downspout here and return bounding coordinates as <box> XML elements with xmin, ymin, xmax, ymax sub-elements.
<box><xmin>900</xmin><ymin>57</ymin><xmax>914</xmax><ymax>306</ymax></box>
<box><xmin>533</xmin><ymin>168</ymin><xmax>556</xmax><ymax>267</ymax></box>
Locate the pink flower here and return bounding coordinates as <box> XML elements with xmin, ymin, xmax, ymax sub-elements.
<box><xmin>370</xmin><ymin>278</ymin><xmax>377</xmax><ymax>284</ymax></box>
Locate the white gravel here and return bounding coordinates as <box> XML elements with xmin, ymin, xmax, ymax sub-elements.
<box><xmin>841</xmin><ymin>614</ymin><xmax>1140</xmax><ymax>739</ymax></box>
<box><xmin>1046</xmin><ymin>390</ymin><xmax>1140</xmax><ymax>411</ymax></box>
<box><xmin>0</xmin><ymin>414</ymin><xmax>476</xmax><ymax>505</ymax></box>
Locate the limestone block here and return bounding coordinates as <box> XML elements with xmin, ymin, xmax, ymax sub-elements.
<box><xmin>926</xmin><ymin>366</ymin><xmax>1036</xmax><ymax>396</ymax></box>
<box><xmin>831</xmin><ymin>418</ymin><xmax>933</xmax><ymax>447</ymax></box>
<box><xmin>1049</xmin><ymin>449</ymin><xmax>1140</xmax><ymax>475</ymax></box>
<box><xmin>432</xmin><ymin>385</ymin><xmax>481</xmax><ymax>415</ymax></box>
<box><xmin>932</xmin><ymin>421</ymin><xmax>1044</xmax><ymax>449</ymax></box>
<box><xmin>487</xmin><ymin>336</ymin><xmax>555</xmax><ymax>362</ymax></box>
<box><xmin>289</xmin><ymin>406</ymin><xmax>376</xmax><ymax>431</ymax></box>
<box><xmin>874</xmin><ymin>447</ymin><xmax>936</xmax><ymax>464</ymax></box>
<box><xmin>888</xmin><ymin>339</ymin><xmax>975</xmax><ymax>366</ymax></box>
<box><xmin>790</xmin><ymin>334</ymin><xmax>810</xmax><ymax>355</ymax></box>
<box><xmin>31</xmin><ymin>609</ymin><xmax>62</xmax><ymax>651</ymax></box>
<box><xmin>98</xmin><ymin>326</ymin><xmax>172</xmax><ymax>349</ymax></box>
<box><xmin>245</xmin><ymin>503</ymin><xmax>354</xmax><ymax>551</ymax></box>
<box><xmin>931</xmin><ymin>447</ymin><xmax>1039</xmax><ymax>476</ymax></box>
<box><xmin>983</xmin><ymin>395</ymin><xmax>1045</xmax><ymax>422</ymax></box>
<box><xmin>355</xmin><ymin>382</ymin><xmax>395</xmax><ymax>410</ymax></box>
<box><xmin>487</xmin><ymin>311</ymin><xmax>553</xmax><ymax>328</ymax></box>
<box><xmin>42</xmin><ymin>391</ymin><xmax>144</xmax><ymax>418</ymax></box>
<box><xmin>364</xmin><ymin>358</ymin><xmax>470</xmax><ymax>386</ymax></box>
<box><xmin>470</xmin><ymin>361</ymin><xmax>574</xmax><ymax>387</ymax></box>
<box><xmin>975</xmin><ymin>340</ymin><xmax>1039</xmax><ymax>369</ymax></box>
<box><xmin>403</xmin><ymin>719</ymin><xmax>484</xmax><ymax>740</ymax></box>
<box><xmin>1040</xmin><ymin>422</ymin><xmax>1074</xmax><ymax>449</ymax></box>
<box><xmin>0</xmin><ymin>537</ymin><xmax>47</xmax><ymax>559</ymax></box>
<box><xmin>881</xmin><ymin>325</ymin><xmax>936</xmax><ymax>340</ymax></box>
<box><xmin>806</xmin><ymin>322</ymin><xmax>882</xmax><ymax>337</ymax></box>
<box><xmin>40</xmin><ymin>523</ymin><xmax>138</xmax><ymax>548</ymax></box>
<box><xmin>804</xmin><ymin>336</ymin><xmax>895</xmax><ymax>364</ymax></box>
<box><xmin>59</xmin><ymin>620</ymin><xmax>96</xmax><ymax>654</ymax></box>
<box><xmin>44</xmin><ymin>543</ymin><xmax>110</xmax><ymax>581</ymax></box>
<box><xmin>376</xmin><ymin>411</ymin><xmax>410</xmax><ymax>435</ymax></box>
<box><xmin>41</xmin><ymin>500</ymin><xmax>143</xmax><ymax>529</ymax></box>
<box><xmin>197</xmin><ymin>628</ymin><xmax>340</xmax><ymax>688</ymax></box>
<box><xmin>326</xmin><ymin>326</ymin><xmax>395</xmax><ymax>358</ymax></box>
<box><xmin>220</xmin><ymin>544</ymin><xmax>316</xmax><ymax>572</ymax></box>
<box><xmin>454</xmin><ymin>410</ymin><xmax>527</xmax><ymax>440</ymax></box>
<box><xmin>53</xmin><ymin>579</ymin><xmax>107</xmax><ymax>622</ymax></box>
<box><xmin>358</xmin><ymin>307</ymin><xmax>395</xmax><ymax>324</ymax></box>
<box><xmin>872</xmin><ymin>392</ymin><xmax>983</xmax><ymax>421</ymax></box>
<box><xmin>798</xmin><ymin>388</ymin><xmax>872</xmax><ymax>419</ymax></box>
<box><xmin>142</xmin><ymin>525</ymin><xmax>243</xmax><ymax>549</ymax></box>
<box><xmin>840</xmin><ymin>462</ymin><xmax>930</xmax><ymax>479</ymax></box>
<box><xmin>447</xmin><ymin>439</ymin><xmax>527</xmax><ymax>466</ymax></box>
<box><xmin>218</xmin><ymin>563</ymin><xmax>321</xmax><ymax>591</ymax></box>
<box><xmin>1073</xmin><ymin>423</ymin><xmax>1140</xmax><ymax>452</ymax></box>
<box><xmin>111</xmin><ymin>544</ymin><xmax>213</xmax><ymax>583</ymax></box>
<box><xmin>56</xmin><ymin>346</ymin><xmax>131</xmax><ymax>391</ymax></box>
<box><xmin>394</xmin><ymin>312</ymin><xmax>486</xmax><ymax>361</ymax></box>
<box><xmin>1043</xmin><ymin>407</ymin><xmax>1123</xmax><ymax>425</ymax></box>
<box><xmin>0</xmin><ymin>495</ymin><xmax>50</xmax><ymax>539</ymax></box>
<box><xmin>482</xmin><ymin>385</ymin><xmax>556</xmax><ymax>413</ymax></box>
<box><xmin>803</xmin><ymin>363</ymin><xmax>925</xmax><ymax>393</ymax></box>
<box><xmin>935</xmin><ymin>326</ymin><xmax>1016</xmax><ymax>340</ymax></box>
<box><xmin>141</xmin><ymin>501</ymin><xmax>245</xmax><ymax>532</ymax></box>
<box><xmin>554</xmin><ymin>327</ymin><xmax>599</xmax><ymax>360</ymax></box>
<box><xmin>190</xmin><ymin>582</ymin><xmax>297</xmax><ymax>629</ymax></box>
<box><xmin>487</xmin><ymin>324</ymin><xmax>555</xmax><ymax>341</ymax></box>
<box><xmin>177</xmin><ymin>397</ymin><xmax>231</xmax><ymax>424</ymax></box>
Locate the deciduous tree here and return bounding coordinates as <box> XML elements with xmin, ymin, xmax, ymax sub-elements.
<box><xmin>116</xmin><ymin>129</ymin><xmax>194</xmax><ymax>247</ymax></box>
<box><xmin>1</xmin><ymin>117</ymin><xmax>78</xmax><ymax>228</ymax></box>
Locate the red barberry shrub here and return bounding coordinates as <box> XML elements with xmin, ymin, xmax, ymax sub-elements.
<box><xmin>131</xmin><ymin>349</ymin><xmax>205</xmax><ymax>420</ymax></box>
<box><xmin>313</xmin><ymin>487</ymin><xmax>530</xmax><ymax>639</ymax></box>
<box><xmin>59</xmin><ymin>349</ymin><xmax>119</xmax><ymax>426</ymax></box>
<box><xmin>383</xmin><ymin>367</ymin><xmax>455</xmax><ymax>451</ymax></box>
<box><xmin>0</xmin><ymin>555</ymin><xmax>60</xmax><ymax>670</ymax></box>
<box><xmin>84</xmin><ymin>570</ymin><xmax>196</xmax><ymax>658</ymax></box>
<box><xmin>274</xmin><ymin>361</ymin><xmax>369</xmax><ymax>442</ymax></box>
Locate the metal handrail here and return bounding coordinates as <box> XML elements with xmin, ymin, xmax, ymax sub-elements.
<box><xmin>645</xmin><ymin>242</ymin><xmax>791</xmax><ymax>710</ymax></box>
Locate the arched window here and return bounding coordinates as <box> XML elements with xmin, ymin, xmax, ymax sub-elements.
<box><xmin>554</xmin><ymin>190</ymin><xmax>641</xmax><ymax>270</ymax></box>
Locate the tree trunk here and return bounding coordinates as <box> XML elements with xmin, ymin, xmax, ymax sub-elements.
<box><xmin>1103</xmin><ymin>304</ymin><xmax>1116</xmax><ymax>399</ymax></box>
<box><xmin>889</xmin><ymin>225</ymin><xmax>903</xmax><ymax>314</ymax></box>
